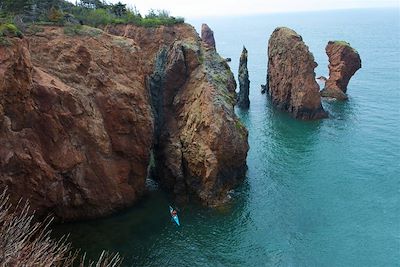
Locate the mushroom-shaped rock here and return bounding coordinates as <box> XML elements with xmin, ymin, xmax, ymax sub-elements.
<box><xmin>237</xmin><ymin>46</ymin><xmax>250</xmax><ymax>109</ymax></box>
<box><xmin>321</xmin><ymin>41</ymin><xmax>362</xmax><ymax>100</ymax></box>
<box><xmin>266</xmin><ymin>27</ymin><xmax>327</xmax><ymax>119</ymax></box>
<box><xmin>201</xmin><ymin>23</ymin><xmax>216</xmax><ymax>49</ymax></box>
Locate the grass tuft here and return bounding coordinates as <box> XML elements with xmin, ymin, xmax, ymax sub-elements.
<box><xmin>64</xmin><ymin>25</ymin><xmax>103</xmax><ymax>37</ymax></box>
<box><xmin>0</xmin><ymin>23</ymin><xmax>22</xmax><ymax>46</ymax></box>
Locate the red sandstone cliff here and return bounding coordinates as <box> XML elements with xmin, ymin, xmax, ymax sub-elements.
<box><xmin>0</xmin><ymin>24</ymin><xmax>248</xmax><ymax>220</ymax></box>
<box><xmin>201</xmin><ymin>23</ymin><xmax>216</xmax><ymax>50</ymax></box>
<box><xmin>266</xmin><ymin>27</ymin><xmax>327</xmax><ymax>119</ymax></box>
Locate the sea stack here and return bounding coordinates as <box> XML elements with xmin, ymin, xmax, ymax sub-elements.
<box><xmin>266</xmin><ymin>27</ymin><xmax>327</xmax><ymax>119</ymax></box>
<box><xmin>201</xmin><ymin>23</ymin><xmax>216</xmax><ymax>49</ymax></box>
<box><xmin>321</xmin><ymin>41</ymin><xmax>362</xmax><ymax>100</ymax></box>
<box><xmin>237</xmin><ymin>46</ymin><xmax>250</xmax><ymax>109</ymax></box>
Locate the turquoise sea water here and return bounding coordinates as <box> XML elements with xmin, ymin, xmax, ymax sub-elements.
<box><xmin>54</xmin><ymin>8</ymin><xmax>400</xmax><ymax>266</ymax></box>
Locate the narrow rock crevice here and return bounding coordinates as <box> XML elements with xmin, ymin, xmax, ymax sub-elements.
<box><xmin>147</xmin><ymin>43</ymin><xmax>189</xmax><ymax>202</ymax></box>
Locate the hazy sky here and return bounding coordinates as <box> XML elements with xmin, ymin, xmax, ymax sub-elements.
<box><xmin>99</xmin><ymin>0</ymin><xmax>399</xmax><ymax>18</ymax></box>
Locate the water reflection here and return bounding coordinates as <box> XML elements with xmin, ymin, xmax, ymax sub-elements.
<box><xmin>265</xmin><ymin>99</ymin><xmax>322</xmax><ymax>154</ymax></box>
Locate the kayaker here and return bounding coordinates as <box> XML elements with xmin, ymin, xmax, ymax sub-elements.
<box><xmin>171</xmin><ymin>210</ymin><xmax>177</xmax><ymax>216</ymax></box>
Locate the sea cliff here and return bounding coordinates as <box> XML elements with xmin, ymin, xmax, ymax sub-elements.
<box><xmin>0</xmin><ymin>24</ymin><xmax>248</xmax><ymax>220</ymax></box>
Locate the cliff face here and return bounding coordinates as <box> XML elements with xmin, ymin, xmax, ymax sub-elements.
<box><xmin>237</xmin><ymin>46</ymin><xmax>250</xmax><ymax>109</ymax></box>
<box><xmin>267</xmin><ymin>27</ymin><xmax>327</xmax><ymax>119</ymax></box>
<box><xmin>201</xmin><ymin>24</ymin><xmax>216</xmax><ymax>50</ymax></box>
<box><xmin>321</xmin><ymin>41</ymin><xmax>361</xmax><ymax>100</ymax></box>
<box><xmin>0</xmin><ymin>24</ymin><xmax>248</xmax><ymax>220</ymax></box>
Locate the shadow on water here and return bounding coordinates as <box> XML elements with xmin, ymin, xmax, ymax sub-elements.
<box><xmin>52</xmin><ymin>178</ymin><xmax>252</xmax><ymax>266</ymax></box>
<box><xmin>235</xmin><ymin>106</ymin><xmax>250</xmax><ymax>121</ymax></box>
<box><xmin>265</xmin><ymin>100</ymin><xmax>323</xmax><ymax>155</ymax></box>
<box><xmin>51</xmin><ymin>187</ymin><xmax>171</xmax><ymax>263</ymax></box>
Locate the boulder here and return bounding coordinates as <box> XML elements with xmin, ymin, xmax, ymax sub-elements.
<box><xmin>260</xmin><ymin>84</ymin><xmax>267</xmax><ymax>94</ymax></box>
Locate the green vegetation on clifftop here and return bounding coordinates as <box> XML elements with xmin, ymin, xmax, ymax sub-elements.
<box><xmin>0</xmin><ymin>0</ymin><xmax>184</xmax><ymax>28</ymax></box>
<box><xmin>330</xmin><ymin>40</ymin><xmax>359</xmax><ymax>53</ymax></box>
<box><xmin>0</xmin><ymin>23</ymin><xmax>22</xmax><ymax>46</ymax></box>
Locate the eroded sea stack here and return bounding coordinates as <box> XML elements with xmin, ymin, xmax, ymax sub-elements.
<box><xmin>266</xmin><ymin>27</ymin><xmax>327</xmax><ymax>119</ymax></box>
<box><xmin>0</xmin><ymin>24</ymin><xmax>248</xmax><ymax>220</ymax></box>
<box><xmin>201</xmin><ymin>23</ymin><xmax>216</xmax><ymax>50</ymax></box>
<box><xmin>237</xmin><ymin>46</ymin><xmax>250</xmax><ymax>109</ymax></box>
<box><xmin>321</xmin><ymin>41</ymin><xmax>361</xmax><ymax>100</ymax></box>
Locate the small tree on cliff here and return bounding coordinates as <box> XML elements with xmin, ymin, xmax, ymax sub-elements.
<box><xmin>0</xmin><ymin>0</ymin><xmax>32</xmax><ymax>15</ymax></box>
<box><xmin>47</xmin><ymin>6</ymin><xmax>63</xmax><ymax>23</ymax></box>
<box><xmin>111</xmin><ymin>1</ymin><xmax>127</xmax><ymax>17</ymax></box>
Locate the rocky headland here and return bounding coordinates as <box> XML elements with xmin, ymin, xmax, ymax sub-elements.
<box><xmin>0</xmin><ymin>24</ymin><xmax>248</xmax><ymax>220</ymax></box>
<box><xmin>266</xmin><ymin>27</ymin><xmax>327</xmax><ymax>120</ymax></box>
<box><xmin>321</xmin><ymin>41</ymin><xmax>362</xmax><ymax>100</ymax></box>
<box><xmin>237</xmin><ymin>46</ymin><xmax>250</xmax><ymax>109</ymax></box>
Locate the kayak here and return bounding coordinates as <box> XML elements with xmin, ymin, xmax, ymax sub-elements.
<box><xmin>169</xmin><ymin>206</ymin><xmax>180</xmax><ymax>226</ymax></box>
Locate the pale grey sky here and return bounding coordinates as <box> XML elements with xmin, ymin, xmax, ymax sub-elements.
<box><xmin>77</xmin><ymin>0</ymin><xmax>400</xmax><ymax>18</ymax></box>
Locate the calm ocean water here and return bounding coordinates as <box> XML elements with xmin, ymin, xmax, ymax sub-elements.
<box><xmin>54</xmin><ymin>8</ymin><xmax>400</xmax><ymax>266</ymax></box>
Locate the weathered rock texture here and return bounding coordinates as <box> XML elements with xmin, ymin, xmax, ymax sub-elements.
<box><xmin>0</xmin><ymin>24</ymin><xmax>248</xmax><ymax>220</ymax></box>
<box><xmin>267</xmin><ymin>27</ymin><xmax>327</xmax><ymax>119</ymax></box>
<box><xmin>237</xmin><ymin>46</ymin><xmax>250</xmax><ymax>109</ymax></box>
<box><xmin>321</xmin><ymin>41</ymin><xmax>361</xmax><ymax>100</ymax></box>
<box><xmin>201</xmin><ymin>23</ymin><xmax>216</xmax><ymax>50</ymax></box>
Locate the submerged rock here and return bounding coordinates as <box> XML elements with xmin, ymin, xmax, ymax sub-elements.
<box><xmin>237</xmin><ymin>46</ymin><xmax>250</xmax><ymax>109</ymax></box>
<box><xmin>266</xmin><ymin>27</ymin><xmax>327</xmax><ymax>119</ymax></box>
<box><xmin>261</xmin><ymin>84</ymin><xmax>267</xmax><ymax>94</ymax></box>
<box><xmin>321</xmin><ymin>41</ymin><xmax>362</xmax><ymax>100</ymax></box>
<box><xmin>201</xmin><ymin>23</ymin><xmax>216</xmax><ymax>50</ymax></box>
<box><xmin>0</xmin><ymin>24</ymin><xmax>248</xmax><ymax>220</ymax></box>
<box><xmin>316</xmin><ymin>76</ymin><xmax>327</xmax><ymax>91</ymax></box>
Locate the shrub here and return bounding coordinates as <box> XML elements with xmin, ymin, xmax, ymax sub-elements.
<box><xmin>0</xmin><ymin>189</ymin><xmax>122</xmax><ymax>266</ymax></box>
<box><xmin>25</xmin><ymin>24</ymin><xmax>45</xmax><ymax>35</ymax></box>
<box><xmin>1</xmin><ymin>1</ymin><xmax>186</xmax><ymax>29</ymax></box>
<box><xmin>75</xmin><ymin>8</ymin><xmax>113</xmax><ymax>27</ymax></box>
<box><xmin>64</xmin><ymin>25</ymin><xmax>102</xmax><ymax>36</ymax></box>
<box><xmin>0</xmin><ymin>23</ymin><xmax>22</xmax><ymax>37</ymax></box>
<box><xmin>0</xmin><ymin>23</ymin><xmax>22</xmax><ymax>46</ymax></box>
<box><xmin>0</xmin><ymin>37</ymin><xmax>11</xmax><ymax>46</ymax></box>
<box><xmin>47</xmin><ymin>7</ymin><xmax>64</xmax><ymax>24</ymax></box>
<box><xmin>136</xmin><ymin>16</ymin><xmax>185</xmax><ymax>27</ymax></box>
